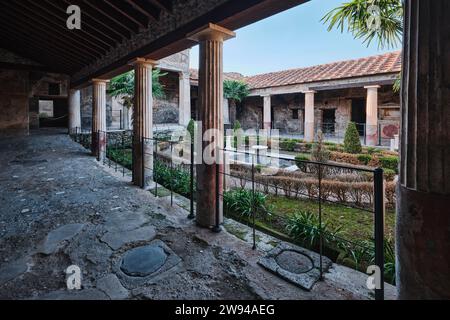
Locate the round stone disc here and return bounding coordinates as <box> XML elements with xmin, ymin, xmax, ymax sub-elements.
<box><xmin>275</xmin><ymin>250</ymin><xmax>314</xmax><ymax>274</ymax></box>
<box><xmin>120</xmin><ymin>245</ymin><xmax>168</xmax><ymax>277</ymax></box>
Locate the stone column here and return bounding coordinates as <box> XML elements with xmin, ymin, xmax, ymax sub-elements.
<box><xmin>223</xmin><ymin>98</ymin><xmax>230</xmax><ymax>128</ymax></box>
<box><xmin>188</xmin><ymin>23</ymin><xmax>236</xmax><ymax>228</ymax></box>
<box><xmin>365</xmin><ymin>85</ymin><xmax>380</xmax><ymax>146</ymax></box>
<box><xmin>130</xmin><ymin>58</ymin><xmax>157</xmax><ymax>188</ymax></box>
<box><xmin>179</xmin><ymin>71</ymin><xmax>191</xmax><ymax>126</ymax></box>
<box><xmin>397</xmin><ymin>0</ymin><xmax>450</xmax><ymax>300</ymax></box>
<box><xmin>91</xmin><ymin>80</ymin><xmax>108</xmax><ymax>160</ymax></box>
<box><xmin>263</xmin><ymin>95</ymin><xmax>271</xmax><ymax>130</ymax></box>
<box><xmin>68</xmin><ymin>89</ymin><xmax>81</xmax><ymax>131</ymax></box>
<box><xmin>304</xmin><ymin>90</ymin><xmax>316</xmax><ymax>142</ymax></box>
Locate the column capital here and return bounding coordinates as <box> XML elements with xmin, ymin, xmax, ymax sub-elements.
<box><xmin>91</xmin><ymin>79</ymin><xmax>110</xmax><ymax>85</ymax></box>
<box><xmin>187</xmin><ymin>23</ymin><xmax>236</xmax><ymax>42</ymax></box>
<box><xmin>179</xmin><ymin>71</ymin><xmax>190</xmax><ymax>79</ymax></box>
<box><xmin>364</xmin><ymin>85</ymin><xmax>381</xmax><ymax>89</ymax></box>
<box><xmin>303</xmin><ymin>90</ymin><xmax>316</xmax><ymax>94</ymax></box>
<box><xmin>129</xmin><ymin>57</ymin><xmax>159</xmax><ymax>67</ymax></box>
<box><xmin>261</xmin><ymin>94</ymin><xmax>271</xmax><ymax>98</ymax></box>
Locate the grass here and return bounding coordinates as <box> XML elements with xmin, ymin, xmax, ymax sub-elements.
<box><xmin>266</xmin><ymin>195</ymin><xmax>395</xmax><ymax>243</ymax></box>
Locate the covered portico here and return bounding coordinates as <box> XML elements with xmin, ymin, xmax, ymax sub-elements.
<box><xmin>0</xmin><ymin>0</ymin><xmax>449</xmax><ymax>300</ymax></box>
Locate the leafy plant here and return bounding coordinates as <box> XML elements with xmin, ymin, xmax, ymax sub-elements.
<box><xmin>344</xmin><ymin>122</ymin><xmax>363</xmax><ymax>154</ymax></box>
<box><xmin>295</xmin><ymin>155</ymin><xmax>310</xmax><ymax>172</ymax></box>
<box><xmin>357</xmin><ymin>154</ymin><xmax>372</xmax><ymax>165</ymax></box>
<box><xmin>224</xmin><ymin>80</ymin><xmax>250</xmax><ymax>103</ymax></box>
<box><xmin>280</xmin><ymin>139</ymin><xmax>297</xmax><ymax>152</ymax></box>
<box><xmin>187</xmin><ymin>119</ymin><xmax>196</xmax><ymax>143</ymax></box>
<box><xmin>311</xmin><ymin>130</ymin><xmax>330</xmax><ymax>163</ymax></box>
<box><xmin>153</xmin><ymin>160</ymin><xmax>194</xmax><ymax>198</ymax></box>
<box><xmin>223</xmin><ymin>189</ymin><xmax>270</xmax><ymax>218</ymax></box>
<box><xmin>286</xmin><ymin>211</ymin><xmax>342</xmax><ymax>246</ymax></box>
<box><xmin>379</xmin><ymin>156</ymin><xmax>399</xmax><ymax>173</ymax></box>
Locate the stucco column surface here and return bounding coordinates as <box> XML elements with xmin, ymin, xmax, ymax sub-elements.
<box><xmin>365</xmin><ymin>85</ymin><xmax>380</xmax><ymax>146</ymax></box>
<box><xmin>68</xmin><ymin>89</ymin><xmax>81</xmax><ymax>131</ymax></box>
<box><xmin>91</xmin><ymin>80</ymin><xmax>108</xmax><ymax>160</ymax></box>
<box><xmin>304</xmin><ymin>90</ymin><xmax>316</xmax><ymax>142</ymax></box>
<box><xmin>263</xmin><ymin>95</ymin><xmax>271</xmax><ymax>130</ymax></box>
<box><xmin>179</xmin><ymin>71</ymin><xmax>191</xmax><ymax>126</ymax></box>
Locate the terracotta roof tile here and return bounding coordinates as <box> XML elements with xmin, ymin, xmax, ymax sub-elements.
<box><xmin>244</xmin><ymin>51</ymin><xmax>401</xmax><ymax>89</ymax></box>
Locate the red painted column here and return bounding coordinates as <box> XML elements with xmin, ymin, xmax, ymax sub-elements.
<box><xmin>397</xmin><ymin>0</ymin><xmax>450</xmax><ymax>299</ymax></box>
<box><xmin>188</xmin><ymin>23</ymin><xmax>236</xmax><ymax>228</ymax></box>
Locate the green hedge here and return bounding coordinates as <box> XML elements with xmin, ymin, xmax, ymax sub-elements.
<box><xmin>379</xmin><ymin>156</ymin><xmax>399</xmax><ymax>173</ymax></box>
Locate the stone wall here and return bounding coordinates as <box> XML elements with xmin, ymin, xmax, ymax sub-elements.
<box><xmin>0</xmin><ymin>69</ymin><xmax>30</xmax><ymax>137</ymax></box>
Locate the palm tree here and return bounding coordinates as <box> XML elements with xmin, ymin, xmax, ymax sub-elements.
<box><xmin>322</xmin><ymin>0</ymin><xmax>403</xmax><ymax>49</ymax></box>
<box><xmin>108</xmin><ymin>69</ymin><xmax>166</xmax><ymax>108</ymax></box>
<box><xmin>224</xmin><ymin>80</ymin><xmax>250</xmax><ymax>125</ymax></box>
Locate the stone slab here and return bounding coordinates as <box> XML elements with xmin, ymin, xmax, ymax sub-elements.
<box><xmin>258</xmin><ymin>243</ymin><xmax>332</xmax><ymax>291</ymax></box>
<box><xmin>100</xmin><ymin>226</ymin><xmax>156</xmax><ymax>250</ymax></box>
<box><xmin>96</xmin><ymin>274</ymin><xmax>129</xmax><ymax>300</ymax></box>
<box><xmin>0</xmin><ymin>258</ymin><xmax>29</xmax><ymax>285</ymax></box>
<box><xmin>36</xmin><ymin>288</ymin><xmax>109</xmax><ymax>300</ymax></box>
<box><xmin>39</xmin><ymin>224</ymin><xmax>85</xmax><ymax>255</ymax></box>
<box><xmin>120</xmin><ymin>245</ymin><xmax>167</xmax><ymax>277</ymax></box>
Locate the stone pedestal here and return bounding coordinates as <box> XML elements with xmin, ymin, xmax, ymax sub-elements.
<box><xmin>304</xmin><ymin>91</ymin><xmax>315</xmax><ymax>142</ymax></box>
<box><xmin>91</xmin><ymin>80</ymin><xmax>108</xmax><ymax>160</ymax></box>
<box><xmin>365</xmin><ymin>85</ymin><xmax>380</xmax><ymax>146</ymax></box>
<box><xmin>397</xmin><ymin>0</ymin><xmax>450</xmax><ymax>300</ymax></box>
<box><xmin>179</xmin><ymin>71</ymin><xmax>191</xmax><ymax>126</ymax></box>
<box><xmin>130</xmin><ymin>58</ymin><xmax>157</xmax><ymax>188</ymax></box>
<box><xmin>263</xmin><ymin>95</ymin><xmax>271</xmax><ymax>130</ymax></box>
<box><xmin>69</xmin><ymin>89</ymin><xmax>81</xmax><ymax>131</ymax></box>
<box><xmin>188</xmin><ymin>23</ymin><xmax>236</xmax><ymax>228</ymax></box>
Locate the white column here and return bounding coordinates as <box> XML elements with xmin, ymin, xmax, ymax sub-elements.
<box><xmin>91</xmin><ymin>80</ymin><xmax>108</xmax><ymax>160</ymax></box>
<box><xmin>223</xmin><ymin>98</ymin><xmax>230</xmax><ymax>126</ymax></box>
<box><xmin>263</xmin><ymin>95</ymin><xmax>271</xmax><ymax>130</ymax></box>
<box><xmin>304</xmin><ymin>90</ymin><xmax>316</xmax><ymax>142</ymax></box>
<box><xmin>68</xmin><ymin>89</ymin><xmax>81</xmax><ymax>131</ymax></box>
<box><xmin>365</xmin><ymin>85</ymin><xmax>380</xmax><ymax>146</ymax></box>
<box><xmin>130</xmin><ymin>58</ymin><xmax>157</xmax><ymax>188</ymax></box>
<box><xmin>179</xmin><ymin>71</ymin><xmax>191</xmax><ymax>126</ymax></box>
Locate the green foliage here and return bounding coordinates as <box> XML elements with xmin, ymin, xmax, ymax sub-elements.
<box><xmin>366</xmin><ymin>146</ymin><xmax>377</xmax><ymax>155</ymax></box>
<box><xmin>106</xmin><ymin>148</ymin><xmax>132</xmax><ymax>170</ymax></box>
<box><xmin>321</xmin><ymin>0</ymin><xmax>403</xmax><ymax>50</ymax></box>
<box><xmin>383</xmin><ymin>168</ymin><xmax>396</xmax><ymax>180</ymax></box>
<box><xmin>357</xmin><ymin>154</ymin><xmax>372</xmax><ymax>165</ymax></box>
<box><xmin>187</xmin><ymin>119</ymin><xmax>195</xmax><ymax>143</ymax></box>
<box><xmin>286</xmin><ymin>211</ymin><xmax>342</xmax><ymax>246</ymax></box>
<box><xmin>311</xmin><ymin>130</ymin><xmax>330</xmax><ymax>163</ymax></box>
<box><xmin>108</xmin><ymin>69</ymin><xmax>167</xmax><ymax>109</ymax></box>
<box><xmin>223</xmin><ymin>189</ymin><xmax>270</xmax><ymax>218</ymax></box>
<box><xmin>280</xmin><ymin>139</ymin><xmax>297</xmax><ymax>152</ymax></box>
<box><xmin>379</xmin><ymin>156</ymin><xmax>399</xmax><ymax>173</ymax></box>
<box><xmin>233</xmin><ymin>120</ymin><xmax>242</xmax><ymax>132</ymax></box>
<box><xmin>344</xmin><ymin>122</ymin><xmax>363</xmax><ymax>154</ymax></box>
<box><xmin>295</xmin><ymin>155</ymin><xmax>310</xmax><ymax>172</ymax></box>
<box><xmin>224</xmin><ymin>80</ymin><xmax>250</xmax><ymax>103</ymax></box>
<box><xmin>153</xmin><ymin>160</ymin><xmax>194</xmax><ymax>198</ymax></box>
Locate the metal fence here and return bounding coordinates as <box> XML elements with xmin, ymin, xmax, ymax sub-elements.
<box><xmin>218</xmin><ymin>148</ymin><xmax>386</xmax><ymax>300</ymax></box>
<box><xmin>69</xmin><ymin>127</ymin><xmax>92</xmax><ymax>150</ymax></box>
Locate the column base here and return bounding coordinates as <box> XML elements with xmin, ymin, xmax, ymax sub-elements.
<box><xmin>397</xmin><ymin>185</ymin><xmax>450</xmax><ymax>299</ymax></box>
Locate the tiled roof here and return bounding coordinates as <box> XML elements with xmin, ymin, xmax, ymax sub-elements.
<box><xmin>245</xmin><ymin>51</ymin><xmax>401</xmax><ymax>89</ymax></box>
<box><xmin>190</xmin><ymin>51</ymin><xmax>401</xmax><ymax>89</ymax></box>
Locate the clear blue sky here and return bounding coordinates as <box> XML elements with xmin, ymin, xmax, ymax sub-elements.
<box><xmin>189</xmin><ymin>0</ymin><xmax>401</xmax><ymax>76</ymax></box>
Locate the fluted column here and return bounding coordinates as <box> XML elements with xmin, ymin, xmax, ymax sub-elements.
<box><xmin>304</xmin><ymin>90</ymin><xmax>316</xmax><ymax>142</ymax></box>
<box><xmin>179</xmin><ymin>71</ymin><xmax>191</xmax><ymax>126</ymax></box>
<box><xmin>365</xmin><ymin>85</ymin><xmax>380</xmax><ymax>146</ymax></box>
<box><xmin>91</xmin><ymin>80</ymin><xmax>108</xmax><ymax>160</ymax></box>
<box><xmin>130</xmin><ymin>58</ymin><xmax>157</xmax><ymax>188</ymax></box>
<box><xmin>188</xmin><ymin>23</ymin><xmax>236</xmax><ymax>228</ymax></box>
<box><xmin>263</xmin><ymin>95</ymin><xmax>272</xmax><ymax>130</ymax></box>
<box><xmin>68</xmin><ymin>89</ymin><xmax>81</xmax><ymax>131</ymax></box>
<box><xmin>397</xmin><ymin>0</ymin><xmax>450</xmax><ymax>299</ymax></box>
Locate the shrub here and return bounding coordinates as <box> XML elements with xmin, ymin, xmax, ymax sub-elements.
<box><xmin>357</xmin><ymin>154</ymin><xmax>372</xmax><ymax>165</ymax></box>
<box><xmin>280</xmin><ymin>139</ymin><xmax>297</xmax><ymax>152</ymax></box>
<box><xmin>383</xmin><ymin>169</ymin><xmax>397</xmax><ymax>181</ymax></box>
<box><xmin>153</xmin><ymin>160</ymin><xmax>194</xmax><ymax>197</ymax></box>
<box><xmin>343</xmin><ymin>122</ymin><xmax>362</xmax><ymax>154</ymax></box>
<box><xmin>187</xmin><ymin>119</ymin><xmax>195</xmax><ymax>143</ymax></box>
<box><xmin>286</xmin><ymin>210</ymin><xmax>342</xmax><ymax>246</ymax></box>
<box><xmin>379</xmin><ymin>156</ymin><xmax>399</xmax><ymax>173</ymax></box>
<box><xmin>311</xmin><ymin>130</ymin><xmax>330</xmax><ymax>163</ymax></box>
<box><xmin>223</xmin><ymin>188</ymin><xmax>270</xmax><ymax>218</ymax></box>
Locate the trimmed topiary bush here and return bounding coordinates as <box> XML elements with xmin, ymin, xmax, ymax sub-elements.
<box><xmin>295</xmin><ymin>155</ymin><xmax>310</xmax><ymax>172</ymax></box>
<box><xmin>379</xmin><ymin>156</ymin><xmax>399</xmax><ymax>173</ymax></box>
<box><xmin>344</xmin><ymin>122</ymin><xmax>362</xmax><ymax>154</ymax></box>
<box><xmin>357</xmin><ymin>154</ymin><xmax>372</xmax><ymax>165</ymax></box>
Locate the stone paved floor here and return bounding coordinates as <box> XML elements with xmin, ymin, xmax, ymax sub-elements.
<box><xmin>0</xmin><ymin>128</ymin><xmax>393</xmax><ymax>300</ymax></box>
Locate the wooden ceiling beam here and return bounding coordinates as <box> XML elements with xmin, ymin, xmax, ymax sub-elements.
<box><xmin>38</xmin><ymin>0</ymin><xmax>121</xmax><ymax>47</ymax></box>
<box><xmin>62</xmin><ymin>0</ymin><xmax>132</xmax><ymax>39</ymax></box>
<box><xmin>104</xmin><ymin>0</ymin><xmax>150</xmax><ymax>28</ymax></box>
<box><xmin>81</xmin><ymin>0</ymin><xmax>140</xmax><ymax>34</ymax></box>
<box><xmin>5</xmin><ymin>1</ymin><xmax>107</xmax><ymax>57</ymax></box>
<box><xmin>124</xmin><ymin>0</ymin><xmax>160</xmax><ymax>22</ymax></box>
<box><xmin>147</xmin><ymin>0</ymin><xmax>173</xmax><ymax>13</ymax></box>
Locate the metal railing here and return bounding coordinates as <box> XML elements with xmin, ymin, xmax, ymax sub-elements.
<box><xmin>218</xmin><ymin>148</ymin><xmax>386</xmax><ymax>300</ymax></box>
<box><xmin>69</xmin><ymin>127</ymin><xmax>92</xmax><ymax>150</ymax></box>
<box><xmin>107</xmin><ymin>110</ymin><xmax>124</xmax><ymax>130</ymax></box>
